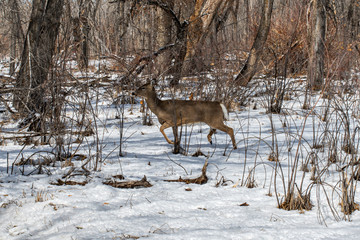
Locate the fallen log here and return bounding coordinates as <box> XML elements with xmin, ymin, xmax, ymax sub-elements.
<box><xmin>164</xmin><ymin>159</ymin><xmax>208</xmax><ymax>185</ymax></box>
<box><xmin>103</xmin><ymin>175</ymin><xmax>152</xmax><ymax>189</ymax></box>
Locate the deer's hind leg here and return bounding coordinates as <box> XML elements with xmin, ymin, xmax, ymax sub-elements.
<box><xmin>160</xmin><ymin>122</ymin><xmax>174</xmax><ymax>145</ymax></box>
<box><xmin>209</xmin><ymin>122</ymin><xmax>237</xmax><ymax>149</ymax></box>
<box><xmin>207</xmin><ymin>128</ymin><xmax>217</xmax><ymax>144</ymax></box>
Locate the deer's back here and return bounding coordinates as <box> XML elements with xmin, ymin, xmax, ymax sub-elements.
<box><xmin>157</xmin><ymin>100</ymin><xmax>224</xmax><ymax>124</ymax></box>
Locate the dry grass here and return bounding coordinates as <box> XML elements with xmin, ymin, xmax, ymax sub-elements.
<box><xmin>340</xmin><ymin>200</ymin><xmax>360</xmax><ymax>215</ymax></box>
<box><xmin>279</xmin><ymin>192</ymin><xmax>313</xmax><ymax>211</ymax></box>
<box><xmin>35</xmin><ymin>190</ymin><xmax>53</xmax><ymax>203</ymax></box>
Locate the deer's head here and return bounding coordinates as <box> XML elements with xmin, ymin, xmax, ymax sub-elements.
<box><xmin>132</xmin><ymin>83</ymin><xmax>155</xmax><ymax>99</ymax></box>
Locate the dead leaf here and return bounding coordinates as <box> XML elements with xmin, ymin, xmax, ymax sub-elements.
<box><xmin>239</xmin><ymin>202</ymin><xmax>249</xmax><ymax>206</ymax></box>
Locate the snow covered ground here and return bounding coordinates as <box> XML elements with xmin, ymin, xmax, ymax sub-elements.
<box><xmin>1</xmin><ymin>65</ymin><xmax>360</xmax><ymax>239</ymax></box>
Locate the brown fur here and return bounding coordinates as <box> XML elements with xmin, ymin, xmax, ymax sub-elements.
<box><xmin>133</xmin><ymin>83</ymin><xmax>237</xmax><ymax>149</ymax></box>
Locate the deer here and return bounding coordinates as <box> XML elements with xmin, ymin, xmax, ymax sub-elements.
<box><xmin>133</xmin><ymin>83</ymin><xmax>237</xmax><ymax>149</ymax></box>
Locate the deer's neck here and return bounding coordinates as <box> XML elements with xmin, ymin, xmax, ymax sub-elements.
<box><xmin>145</xmin><ymin>92</ymin><xmax>162</xmax><ymax>114</ymax></box>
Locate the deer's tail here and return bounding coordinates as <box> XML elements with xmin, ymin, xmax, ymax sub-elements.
<box><xmin>220</xmin><ymin>103</ymin><xmax>229</xmax><ymax>120</ymax></box>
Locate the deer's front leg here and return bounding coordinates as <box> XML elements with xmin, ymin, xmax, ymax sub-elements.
<box><xmin>160</xmin><ymin>122</ymin><xmax>174</xmax><ymax>145</ymax></box>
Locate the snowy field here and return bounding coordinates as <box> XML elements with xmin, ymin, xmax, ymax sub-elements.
<box><xmin>1</xmin><ymin>62</ymin><xmax>360</xmax><ymax>239</ymax></box>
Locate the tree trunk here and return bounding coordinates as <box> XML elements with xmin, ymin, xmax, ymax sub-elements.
<box><xmin>181</xmin><ymin>0</ymin><xmax>232</xmax><ymax>75</ymax></box>
<box><xmin>348</xmin><ymin>0</ymin><xmax>360</xmax><ymax>52</ymax></box>
<box><xmin>9</xmin><ymin>0</ymin><xmax>24</xmax><ymax>76</ymax></box>
<box><xmin>307</xmin><ymin>0</ymin><xmax>327</xmax><ymax>91</ymax></box>
<box><xmin>14</xmin><ymin>0</ymin><xmax>64</xmax><ymax>115</ymax></box>
<box><xmin>170</xmin><ymin>24</ymin><xmax>188</xmax><ymax>86</ymax></box>
<box><xmin>157</xmin><ymin>0</ymin><xmax>174</xmax><ymax>75</ymax></box>
<box><xmin>116</xmin><ymin>0</ymin><xmax>128</xmax><ymax>54</ymax></box>
<box><xmin>76</xmin><ymin>0</ymin><xmax>91</xmax><ymax>70</ymax></box>
<box><xmin>127</xmin><ymin>0</ymin><xmax>232</xmax><ymax>86</ymax></box>
<box><xmin>234</xmin><ymin>0</ymin><xmax>274</xmax><ymax>86</ymax></box>
<box><xmin>146</xmin><ymin>1</ymin><xmax>189</xmax><ymax>86</ymax></box>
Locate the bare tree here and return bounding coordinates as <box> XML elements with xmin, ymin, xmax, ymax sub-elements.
<box><xmin>14</xmin><ymin>0</ymin><xmax>64</xmax><ymax>118</ymax></box>
<box><xmin>234</xmin><ymin>0</ymin><xmax>274</xmax><ymax>86</ymax></box>
<box><xmin>125</xmin><ymin>0</ymin><xmax>236</xmax><ymax>85</ymax></box>
<box><xmin>8</xmin><ymin>0</ymin><xmax>24</xmax><ymax>76</ymax></box>
<box><xmin>347</xmin><ymin>0</ymin><xmax>360</xmax><ymax>54</ymax></box>
<box><xmin>156</xmin><ymin>0</ymin><xmax>174</xmax><ymax>75</ymax></box>
<box><xmin>181</xmin><ymin>0</ymin><xmax>234</xmax><ymax>74</ymax></box>
<box><xmin>115</xmin><ymin>0</ymin><xmax>129</xmax><ymax>54</ymax></box>
<box><xmin>307</xmin><ymin>0</ymin><xmax>327</xmax><ymax>91</ymax></box>
<box><xmin>124</xmin><ymin>0</ymin><xmax>189</xmax><ymax>85</ymax></box>
<box><xmin>73</xmin><ymin>0</ymin><xmax>92</xmax><ymax>70</ymax></box>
